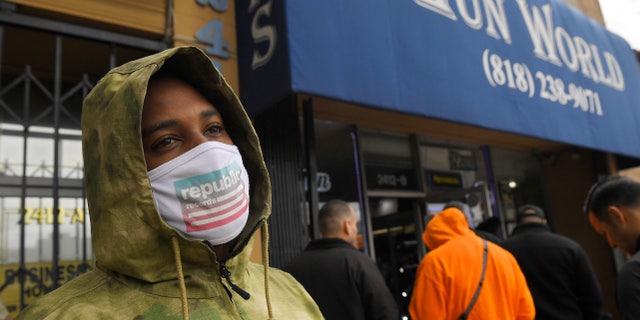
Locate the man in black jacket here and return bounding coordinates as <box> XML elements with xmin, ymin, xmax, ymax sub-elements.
<box><xmin>584</xmin><ymin>176</ymin><xmax>640</xmax><ymax>320</ymax></box>
<box><xmin>284</xmin><ymin>200</ymin><xmax>398</xmax><ymax>320</ymax></box>
<box><xmin>503</xmin><ymin>204</ymin><xmax>603</xmax><ymax>320</ymax></box>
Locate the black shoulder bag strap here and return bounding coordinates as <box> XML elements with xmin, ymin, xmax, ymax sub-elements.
<box><xmin>459</xmin><ymin>239</ymin><xmax>488</xmax><ymax>320</ymax></box>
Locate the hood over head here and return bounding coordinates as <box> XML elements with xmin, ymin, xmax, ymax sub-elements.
<box><xmin>82</xmin><ymin>46</ymin><xmax>271</xmax><ymax>282</ymax></box>
<box><xmin>422</xmin><ymin>207</ymin><xmax>473</xmax><ymax>250</ymax></box>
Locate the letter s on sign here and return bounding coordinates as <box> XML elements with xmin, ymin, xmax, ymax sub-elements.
<box><xmin>251</xmin><ymin>0</ymin><xmax>277</xmax><ymax>70</ymax></box>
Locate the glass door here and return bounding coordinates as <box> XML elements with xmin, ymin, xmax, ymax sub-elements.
<box><xmin>368</xmin><ymin>197</ymin><xmax>424</xmax><ymax>320</ymax></box>
<box><xmin>422</xmin><ymin>184</ymin><xmax>496</xmax><ymax>235</ymax></box>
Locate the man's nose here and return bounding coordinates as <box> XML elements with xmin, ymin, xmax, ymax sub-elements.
<box><xmin>185</xmin><ymin>132</ymin><xmax>210</xmax><ymax>150</ymax></box>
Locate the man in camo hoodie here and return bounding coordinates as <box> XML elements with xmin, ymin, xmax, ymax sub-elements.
<box><xmin>17</xmin><ymin>46</ymin><xmax>323</xmax><ymax>320</ymax></box>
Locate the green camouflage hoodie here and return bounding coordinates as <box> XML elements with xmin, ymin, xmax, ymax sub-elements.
<box><xmin>16</xmin><ymin>46</ymin><xmax>323</xmax><ymax>320</ymax></box>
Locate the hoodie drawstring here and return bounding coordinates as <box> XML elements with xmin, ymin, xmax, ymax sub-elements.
<box><xmin>261</xmin><ymin>220</ymin><xmax>275</xmax><ymax>320</ymax></box>
<box><xmin>171</xmin><ymin>235</ymin><xmax>189</xmax><ymax>320</ymax></box>
<box><xmin>170</xmin><ymin>222</ymin><xmax>274</xmax><ymax>320</ymax></box>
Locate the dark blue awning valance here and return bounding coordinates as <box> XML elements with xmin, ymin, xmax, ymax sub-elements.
<box><xmin>237</xmin><ymin>0</ymin><xmax>640</xmax><ymax>158</ymax></box>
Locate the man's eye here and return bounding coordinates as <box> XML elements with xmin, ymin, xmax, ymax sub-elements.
<box><xmin>155</xmin><ymin>137</ymin><xmax>176</xmax><ymax>149</ymax></box>
<box><xmin>205</xmin><ymin>124</ymin><xmax>224</xmax><ymax>135</ymax></box>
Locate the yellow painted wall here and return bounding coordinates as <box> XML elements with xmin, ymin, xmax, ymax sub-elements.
<box><xmin>10</xmin><ymin>0</ymin><xmax>165</xmax><ymax>35</ymax></box>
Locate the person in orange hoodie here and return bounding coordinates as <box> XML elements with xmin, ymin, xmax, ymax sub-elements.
<box><xmin>409</xmin><ymin>206</ymin><xmax>535</xmax><ymax>320</ymax></box>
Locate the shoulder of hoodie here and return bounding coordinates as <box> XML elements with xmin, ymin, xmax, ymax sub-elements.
<box><xmin>427</xmin><ymin>233</ymin><xmax>519</xmax><ymax>263</ymax></box>
<box><xmin>245</xmin><ymin>262</ymin><xmax>321</xmax><ymax>308</ymax></box>
<box><xmin>246</xmin><ymin>262</ymin><xmax>308</xmax><ymax>290</ymax></box>
<box><xmin>421</xmin><ymin>233</ymin><xmax>483</xmax><ymax>265</ymax></box>
<box><xmin>16</xmin><ymin>268</ymin><xmax>110</xmax><ymax>319</ymax></box>
<box><xmin>486</xmin><ymin>238</ymin><xmax>520</xmax><ymax>262</ymax></box>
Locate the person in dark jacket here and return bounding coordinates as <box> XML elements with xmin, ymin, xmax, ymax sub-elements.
<box><xmin>284</xmin><ymin>199</ymin><xmax>399</xmax><ymax>320</ymax></box>
<box><xmin>503</xmin><ymin>204</ymin><xmax>604</xmax><ymax>320</ymax></box>
<box><xmin>584</xmin><ymin>176</ymin><xmax>640</xmax><ymax>320</ymax></box>
<box><xmin>475</xmin><ymin>216</ymin><xmax>504</xmax><ymax>244</ymax></box>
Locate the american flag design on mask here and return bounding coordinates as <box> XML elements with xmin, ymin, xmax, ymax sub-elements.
<box><xmin>173</xmin><ymin>161</ymin><xmax>249</xmax><ymax>233</ymax></box>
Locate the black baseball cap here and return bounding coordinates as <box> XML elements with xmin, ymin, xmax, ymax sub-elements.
<box><xmin>517</xmin><ymin>205</ymin><xmax>545</xmax><ymax>220</ymax></box>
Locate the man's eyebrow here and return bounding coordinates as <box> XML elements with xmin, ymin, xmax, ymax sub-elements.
<box><xmin>141</xmin><ymin>119</ymin><xmax>178</xmax><ymax>138</ymax></box>
<box><xmin>200</xmin><ymin>108</ymin><xmax>221</xmax><ymax>120</ymax></box>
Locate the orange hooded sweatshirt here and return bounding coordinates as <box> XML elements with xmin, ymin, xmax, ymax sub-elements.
<box><xmin>409</xmin><ymin>208</ymin><xmax>535</xmax><ymax>320</ymax></box>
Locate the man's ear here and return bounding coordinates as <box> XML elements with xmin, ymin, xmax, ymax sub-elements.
<box><xmin>607</xmin><ymin>206</ymin><xmax>627</xmax><ymax>226</ymax></box>
<box><xmin>342</xmin><ymin>220</ymin><xmax>351</xmax><ymax>235</ymax></box>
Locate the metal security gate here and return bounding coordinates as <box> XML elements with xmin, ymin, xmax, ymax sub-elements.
<box><xmin>0</xmin><ymin>34</ymin><xmax>92</xmax><ymax>310</ymax></box>
<box><xmin>0</xmin><ymin>10</ymin><xmax>164</xmax><ymax>314</ymax></box>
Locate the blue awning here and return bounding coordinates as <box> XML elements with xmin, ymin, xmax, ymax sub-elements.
<box><xmin>236</xmin><ymin>0</ymin><xmax>640</xmax><ymax>158</ymax></box>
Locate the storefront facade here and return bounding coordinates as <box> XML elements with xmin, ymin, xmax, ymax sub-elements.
<box><xmin>236</xmin><ymin>0</ymin><xmax>640</xmax><ymax>318</ymax></box>
<box><xmin>0</xmin><ymin>0</ymin><xmax>637</xmax><ymax>318</ymax></box>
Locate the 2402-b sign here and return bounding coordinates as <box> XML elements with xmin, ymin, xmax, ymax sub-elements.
<box><xmin>365</xmin><ymin>166</ymin><xmax>419</xmax><ymax>192</ymax></box>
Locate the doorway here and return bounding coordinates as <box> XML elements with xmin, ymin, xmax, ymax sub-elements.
<box><xmin>370</xmin><ymin>184</ymin><xmax>495</xmax><ymax>318</ymax></box>
<box><xmin>423</xmin><ymin>184</ymin><xmax>497</xmax><ymax>236</ymax></box>
<box><xmin>369</xmin><ymin>197</ymin><xmax>424</xmax><ymax>319</ymax></box>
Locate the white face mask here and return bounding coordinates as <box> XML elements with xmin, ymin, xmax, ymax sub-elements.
<box><xmin>148</xmin><ymin>141</ymin><xmax>250</xmax><ymax>246</ymax></box>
